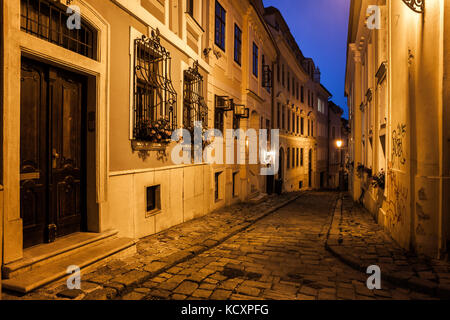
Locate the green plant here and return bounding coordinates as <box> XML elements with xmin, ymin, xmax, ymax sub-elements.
<box><xmin>135</xmin><ymin>117</ymin><xmax>173</xmax><ymax>144</ymax></box>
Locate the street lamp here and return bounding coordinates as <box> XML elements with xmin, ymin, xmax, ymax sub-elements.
<box><xmin>335</xmin><ymin>139</ymin><xmax>344</xmax><ymax>191</ymax></box>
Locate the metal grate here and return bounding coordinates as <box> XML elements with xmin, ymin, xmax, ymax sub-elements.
<box><xmin>20</xmin><ymin>0</ymin><xmax>97</xmax><ymax>60</ymax></box>
<box><xmin>183</xmin><ymin>61</ymin><xmax>207</xmax><ymax>131</ymax></box>
<box><xmin>133</xmin><ymin>30</ymin><xmax>177</xmax><ymax>142</ymax></box>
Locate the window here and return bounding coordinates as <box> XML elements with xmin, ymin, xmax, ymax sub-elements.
<box><xmin>292</xmin><ymin>77</ymin><xmax>295</xmax><ymax>95</ymax></box>
<box><xmin>311</xmin><ymin>121</ymin><xmax>314</xmax><ymax>137</ymax></box>
<box><xmin>252</xmin><ymin>43</ymin><xmax>259</xmax><ymax>77</ymax></box>
<box><xmin>292</xmin><ymin>149</ymin><xmax>295</xmax><ymax>168</ymax></box>
<box><xmin>184</xmin><ymin>62</ymin><xmax>207</xmax><ymax>131</ymax></box>
<box><xmin>146</xmin><ymin>185</ymin><xmax>161</xmax><ymax>215</ymax></box>
<box><xmin>292</xmin><ymin>113</ymin><xmax>295</xmax><ymax>133</ymax></box>
<box><xmin>301</xmin><ymin>117</ymin><xmax>304</xmax><ymax>135</ymax></box>
<box><xmin>133</xmin><ymin>31</ymin><xmax>177</xmax><ymax>142</ymax></box>
<box><xmin>301</xmin><ymin>148</ymin><xmax>304</xmax><ymax>166</ymax></box>
<box><xmin>308</xmin><ymin>119</ymin><xmax>310</xmax><ymax>136</ymax></box>
<box><xmin>234</xmin><ymin>24</ymin><xmax>242</xmax><ymax>65</ymax></box>
<box><xmin>282</xmin><ymin>106</ymin><xmax>285</xmax><ymax>129</ymax></box>
<box><xmin>301</xmin><ymin>86</ymin><xmax>304</xmax><ymax>103</ymax></box>
<box><xmin>277</xmin><ymin>64</ymin><xmax>280</xmax><ymax>83</ymax></box>
<box><xmin>232</xmin><ymin>172</ymin><xmax>239</xmax><ymax>197</ymax></box>
<box><xmin>287</xmin><ymin>111</ymin><xmax>291</xmax><ymax>131</ymax></box>
<box><xmin>296</xmin><ymin>148</ymin><xmax>299</xmax><ymax>167</ymax></box>
<box><xmin>215</xmin><ymin>1</ymin><xmax>226</xmax><ymax>51</ymax></box>
<box><xmin>187</xmin><ymin>0</ymin><xmax>194</xmax><ymax>16</ymax></box>
<box><xmin>296</xmin><ymin>83</ymin><xmax>299</xmax><ymax>100</ymax></box>
<box><xmin>277</xmin><ymin>103</ymin><xmax>281</xmax><ymax>128</ymax></box>
<box><xmin>287</xmin><ymin>71</ymin><xmax>290</xmax><ymax>91</ymax></box>
<box><xmin>20</xmin><ymin>0</ymin><xmax>97</xmax><ymax>60</ymax></box>
<box><xmin>296</xmin><ymin>116</ymin><xmax>299</xmax><ymax>134</ymax></box>
<box><xmin>287</xmin><ymin>148</ymin><xmax>290</xmax><ymax>169</ymax></box>
<box><xmin>282</xmin><ymin>65</ymin><xmax>285</xmax><ymax>87</ymax></box>
<box><xmin>215</xmin><ymin>172</ymin><xmax>223</xmax><ymax>201</ymax></box>
<box><xmin>215</xmin><ymin>107</ymin><xmax>225</xmax><ymax>133</ymax></box>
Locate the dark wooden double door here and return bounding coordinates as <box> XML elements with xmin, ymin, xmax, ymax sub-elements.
<box><xmin>20</xmin><ymin>58</ymin><xmax>87</xmax><ymax>249</ymax></box>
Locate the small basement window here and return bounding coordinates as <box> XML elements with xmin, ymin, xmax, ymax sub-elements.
<box><xmin>232</xmin><ymin>172</ymin><xmax>239</xmax><ymax>197</ymax></box>
<box><xmin>146</xmin><ymin>185</ymin><xmax>161</xmax><ymax>216</ymax></box>
<box><xmin>215</xmin><ymin>172</ymin><xmax>223</xmax><ymax>202</ymax></box>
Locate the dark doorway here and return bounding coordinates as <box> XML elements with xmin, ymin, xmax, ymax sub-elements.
<box><xmin>308</xmin><ymin>149</ymin><xmax>312</xmax><ymax>188</ymax></box>
<box><xmin>20</xmin><ymin>58</ymin><xmax>87</xmax><ymax>248</ymax></box>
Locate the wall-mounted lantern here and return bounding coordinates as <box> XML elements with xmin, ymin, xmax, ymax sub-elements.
<box><xmin>402</xmin><ymin>0</ymin><xmax>424</xmax><ymax>13</ymax></box>
<box><xmin>215</xmin><ymin>95</ymin><xmax>234</xmax><ymax>112</ymax></box>
<box><xmin>234</xmin><ymin>104</ymin><xmax>250</xmax><ymax>119</ymax></box>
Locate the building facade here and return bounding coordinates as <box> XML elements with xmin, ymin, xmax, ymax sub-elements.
<box><xmin>1</xmin><ymin>0</ymin><xmax>342</xmax><ymax>293</ymax></box>
<box><xmin>345</xmin><ymin>0</ymin><xmax>450</xmax><ymax>257</ymax></box>
<box><xmin>263</xmin><ymin>7</ymin><xmax>332</xmax><ymax>192</ymax></box>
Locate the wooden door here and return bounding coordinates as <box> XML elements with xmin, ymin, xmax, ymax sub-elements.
<box><xmin>21</xmin><ymin>58</ymin><xmax>86</xmax><ymax>248</ymax></box>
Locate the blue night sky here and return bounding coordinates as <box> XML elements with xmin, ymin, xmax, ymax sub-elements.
<box><xmin>263</xmin><ymin>0</ymin><xmax>351</xmax><ymax>119</ymax></box>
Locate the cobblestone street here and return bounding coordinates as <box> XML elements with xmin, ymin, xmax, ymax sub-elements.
<box><xmin>3</xmin><ymin>192</ymin><xmax>444</xmax><ymax>300</ymax></box>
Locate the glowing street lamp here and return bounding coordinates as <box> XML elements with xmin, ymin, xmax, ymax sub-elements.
<box><xmin>336</xmin><ymin>139</ymin><xmax>344</xmax><ymax>149</ymax></box>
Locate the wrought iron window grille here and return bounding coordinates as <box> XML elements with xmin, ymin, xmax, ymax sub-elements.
<box><xmin>262</xmin><ymin>65</ymin><xmax>272</xmax><ymax>89</ymax></box>
<box><xmin>133</xmin><ymin>29</ymin><xmax>177</xmax><ymax>144</ymax></box>
<box><xmin>402</xmin><ymin>0</ymin><xmax>424</xmax><ymax>13</ymax></box>
<box><xmin>183</xmin><ymin>61</ymin><xmax>208</xmax><ymax>132</ymax></box>
<box><xmin>20</xmin><ymin>0</ymin><xmax>97</xmax><ymax>60</ymax></box>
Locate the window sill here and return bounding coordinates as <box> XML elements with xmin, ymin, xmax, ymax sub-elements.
<box><xmin>146</xmin><ymin>209</ymin><xmax>162</xmax><ymax>219</ymax></box>
<box><xmin>132</xmin><ymin>140</ymin><xmax>170</xmax><ymax>151</ymax></box>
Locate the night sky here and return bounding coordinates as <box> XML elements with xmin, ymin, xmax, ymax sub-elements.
<box><xmin>263</xmin><ymin>0</ymin><xmax>351</xmax><ymax>119</ymax></box>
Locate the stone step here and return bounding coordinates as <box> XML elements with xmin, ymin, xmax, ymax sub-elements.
<box><xmin>248</xmin><ymin>192</ymin><xmax>268</xmax><ymax>204</ymax></box>
<box><xmin>2</xmin><ymin>237</ymin><xmax>136</xmax><ymax>293</ymax></box>
<box><xmin>3</xmin><ymin>230</ymin><xmax>120</xmax><ymax>279</ymax></box>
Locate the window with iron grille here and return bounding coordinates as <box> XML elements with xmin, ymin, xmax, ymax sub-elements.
<box><xmin>183</xmin><ymin>61</ymin><xmax>207</xmax><ymax>132</ymax></box>
<box><xmin>215</xmin><ymin>1</ymin><xmax>226</xmax><ymax>51</ymax></box>
<box><xmin>20</xmin><ymin>0</ymin><xmax>97</xmax><ymax>60</ymax></box>
<box><xmin>234</xmin><ymin>24</ymin><xmax>242</xmax><ymax>65</ymax></box>
<box><xmin>133</xmin><ymin>31</ymin><xmax>177</xmax><ymax>143</ymax></box>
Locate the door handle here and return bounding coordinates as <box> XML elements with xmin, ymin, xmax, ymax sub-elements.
<box><xmin>52</xmin><ymin>148</ymin><xmax>60</xmax><ymax>168</ymax></box>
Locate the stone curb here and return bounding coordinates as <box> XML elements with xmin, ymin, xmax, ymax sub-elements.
<box><xmin>101</xmin><ymin>192</ymin><xmax>304</xmax><ymax>300</ymax></box>
<box><xmin>324</xmin><ymin>194</ymin><xmax>450</xmax><ymax>300</ymax></box>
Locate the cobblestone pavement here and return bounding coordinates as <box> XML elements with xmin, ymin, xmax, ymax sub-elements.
<box><xmin>119</xmin><ymin>192</ymin><xmax>435</xmax><ymax>300</ymax></box>
<box><xmin>326</xmin><ymin>194</ymin><xmax>450</xmax><ymax>298</ymax></box>
<box><xmin>3</xmin><ymin>192</ymin><xmax>442</xmax><ymax>300</ymax></box>
<box><xmin>2</xmin><ymin>192</ymin><xmax>300</xmax><ymax>300</ymax></box>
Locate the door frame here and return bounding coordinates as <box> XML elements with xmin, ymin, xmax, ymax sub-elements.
<box><xmin>20</xmin><ymin>59</ymin><xmax>89</xmax><ymax>247</ymax></box>
<box><xmin>2</xmin><ymin>1</ymin><xmax>110</xmax><ymax>264</ymax></box>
